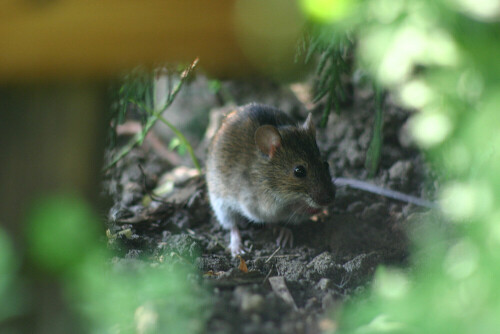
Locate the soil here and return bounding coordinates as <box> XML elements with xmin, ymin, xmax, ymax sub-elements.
<box><xmin>102</xmin><ymin>77</ymin><xmax>433</xmax><ymax>333</ymax></box>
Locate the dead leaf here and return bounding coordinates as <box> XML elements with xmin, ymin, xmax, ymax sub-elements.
<box><xmin>237</xmin><ymin>255</ymin><xmax>248</xmax><ymax>273</ymax></box>
<box><xmin>203</xmin><ymin>270</ymin><xmax>216</xmax><ymax>277</ymax></box>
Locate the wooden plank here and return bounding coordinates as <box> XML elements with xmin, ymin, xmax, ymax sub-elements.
<box><xmin>0</xmin><ymin>83</ymin><xmax>107</xmax><ymax>332</ymax></box>
<box><xmin>0</xmin><ymin>0</ymin><xmax>250</xmax><ymax>81</ymax></box>
<box><xmin>0</xmin><ymin>0</ymin><xmax>305</xmax><ymax>82</ymax></box>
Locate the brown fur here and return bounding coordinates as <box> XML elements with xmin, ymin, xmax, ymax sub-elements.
<box><xmin>207</xmin><ymin>103</ymin><xmax>334</xmax><ymax>206</ymax></box>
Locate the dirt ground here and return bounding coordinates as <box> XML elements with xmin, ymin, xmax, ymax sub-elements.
<box><xmin>103</xmin><ymin>77</ymin><xmax>433</xmax><ymax>333</ymax></box>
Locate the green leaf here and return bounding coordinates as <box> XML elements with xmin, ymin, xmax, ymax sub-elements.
<box><xmin>26</xmin><ymin>194</ymin><xmax>99</xmax><ymax>274</ymax></box>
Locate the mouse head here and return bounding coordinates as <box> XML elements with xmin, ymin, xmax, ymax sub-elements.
<box><xmin>255</xmin><ymin>113</ymin><xmax>336</xmax><ymax>210</ymax></box>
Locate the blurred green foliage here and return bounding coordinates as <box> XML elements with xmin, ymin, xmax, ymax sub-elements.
<box><xmin>0</xmin><ymin>227</ymin><xmax>23</xmax><ymax>324</ymax></box>
<box><xmin>297</xmin><ymin>15</ymin><xmax>387</xmax><ymax>175</ymax></box>
<box><xmin>169</xmin><ymin>137</ymin><xmax>188</xmax><ymax>156</ymax></box>
<box><xmin>297</xmin><ymin>22</ymin><xmax>353</xmax><ymax>127</ymax></box>
<box><xmin>207</xmin><ymin>79</ymin><xmax>222</xmax><ymax>94</ymax></box>
<box><xmin>27</xmin><ymin>195</ymin><xmax>100</xmax><ymax>274</ymax></box>
<box><xmin>25</xmin><ymin>194</ymin><xmax>207</xmax><ymax>333</ymax></box>
<box><xmin>71</xmin><ymin>254</ymin><xmax>206</xmax><ymax>334</ymax></box>
<box><xmin>302</xmin><ymin>0</ymin><xmax>500</xmax><ymax>333</ymax></box>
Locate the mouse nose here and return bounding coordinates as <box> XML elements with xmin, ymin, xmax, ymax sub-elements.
<box><xmin>311</xmin><ymin>182</ymin><xmax>336</xmax><ymax>206</ymax></box>
<box><xmin>309</xmin><ymin>160</ymin><xmax>336</xmax><ymax>206</ymax></box>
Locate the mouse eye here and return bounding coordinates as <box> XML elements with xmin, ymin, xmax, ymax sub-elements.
<box><xmin>293</xmin><ymin>165</ymin><xmax>307</xmax><ymax>178</ymax></box>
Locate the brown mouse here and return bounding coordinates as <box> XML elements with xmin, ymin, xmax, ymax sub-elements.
<box><xmin>206</xmin><ymin>103</ymin><xmax>336</xmax><ymax>257</ymax></box>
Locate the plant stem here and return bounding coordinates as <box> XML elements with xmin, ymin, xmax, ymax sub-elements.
<box><xmin>155</xmin><ymin>114</ymin><xmax>201</xmax><ymax>172</ymax></box>
<box><xmin>104</xmin><ymin>58</ymin><xmax>199</xmax><ymax>171</ymax></box>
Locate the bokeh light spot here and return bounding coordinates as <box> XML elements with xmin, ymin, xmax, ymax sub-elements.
<box><xmin>440</xmin><ymin>182</ymin><xmax>494</xmax><ymax>221</ymax></box>
<box><xmin>378</xmin><ymin>25</ymin><xmax>426</xmax><ymax>84</ymax></box>
<box><xmin>409</xmin><ymin>111</ymin><xmax>452</xmax><ymax>148</ymax></box>
<box><xmin>399</xmin><ymin>79</ymin><xmax>433</xmax><ymax>109</ymax></box>
<box><xmin>358</xmin><ymin>314</ymin><xmax>407</xmax><ymax>332</ymax></box>
<box><xmin>425</xmin><ymin>30</ymin><xmax>460</xmax><ymax>67</ymax></box>
<box><xmin>299</xmin><ymin>0</ymin><xmax>353</xmax><ymax>22</ymax></box>
<box><xmin>444</xmin><ymin>240</ymin><xmax>479</xmax><ymax>279</ymax></box>
<box><xmin>374</xmin><ymin>268</ymin><xmax>410</xmax><ymax>299</ymax></box>
<box><xmin>458</xmin><ymin>70</ymin><xmax>484</xmax><ymax>102</ymax></box>
<box><xmin>369</xmin><ymin>0</ymin><xmax>404</xmax><ymax>24</ymax></box>
<box><xmin>443</xmin><ymin>143</ymin><xmax>471</xmax><ymax>174</ymax></box>
<box><xmin>451</xmin><ymin>0</ymin><xmax>500</xmax><ymax>21</ymax></box>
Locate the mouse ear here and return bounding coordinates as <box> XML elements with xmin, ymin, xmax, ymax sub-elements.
<box><xmin>303</xmin><ymin>113</ymin><xmax>316</xmax><ymax>137</ymax></box>
<box><xmin>255</xmin><ymin>125</ymin><xmax>282</xmax><ymax>158</ymax></box>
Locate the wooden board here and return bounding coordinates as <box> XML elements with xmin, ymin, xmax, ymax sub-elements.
<box><xmin>0</xmin><ymin>0</ymin><xmax>304</xmax><ymax>82</ymax></box>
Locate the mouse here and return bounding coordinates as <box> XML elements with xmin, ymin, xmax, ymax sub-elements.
<box><xmin>206</xmin><ymin>103</ymin><xmax>336</xmax><ymax>257</ymax></box>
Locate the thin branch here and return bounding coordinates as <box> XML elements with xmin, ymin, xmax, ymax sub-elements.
<box><xmin>104</xmin><ymin>58</ymin><xmax>199</xmax><ymax>171</ymax></box>
<box><xmin>153</xmin><ymin>113</ymin><xmax>201</xmax><ymax>172</ymax></box>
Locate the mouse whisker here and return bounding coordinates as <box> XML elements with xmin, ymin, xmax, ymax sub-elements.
<box><xmin>284</xmin><ymin>202</ymin><xmax>307</xmax><ymax>226</ymax></box>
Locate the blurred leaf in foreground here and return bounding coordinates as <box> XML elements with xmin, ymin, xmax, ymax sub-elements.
<box><xmin>25</xmin><ymin>193</ymin><xmax>208</xmax><ymax>333</ymax></box>
<box><xmin>0</xmin><ymin>227</ymin><xmax>24</xmax><ymax>325</ymax></box>
<box><xmin>26</xmin><ymin>194</ymin><xmax>100</xmax><ymax>274</ymax></box>
<box><xmin>71</xmin><ymin>253</ymin><xmax>208</xmax><ymax>334</ymax></box>
<box><xmin>300</xmin><ymin>0</ymin><xmax>500</xmax><ymax>333</ymax></box>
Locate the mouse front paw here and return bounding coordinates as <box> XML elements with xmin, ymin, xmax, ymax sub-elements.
<box><xmin>229</xmin><ymin>226</ymin><xmax>245</xmax><ymax>257</ymax></box>
<box><xmin>274</xmin><ymin>226</ymin><xmax>294</xmax><ymax>248</ymax></box>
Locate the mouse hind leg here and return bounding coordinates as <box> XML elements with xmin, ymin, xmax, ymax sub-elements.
<box><xmin>210</xmin><ymin>196</ymin><xmax>245</xmax><ymax>257</ymax></box>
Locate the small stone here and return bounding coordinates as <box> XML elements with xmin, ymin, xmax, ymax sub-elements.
<box><xmin>162</xmin><ymin>234</ymin><xmax>202</xmax><ymax>260</ymax></box>
<box><xmin>346</xmin><ymin>201</ymin><xmax>364</xmax><ymax>214</ymax></box>
<box><xmin>316</xmin><ymin>278</ymin><xmax>332</xmax><ymax>291</ymax></box>
<box><xmin>389</xmin><ymin>160</ymin><xmax>413</xmax><ymax>182</ymax></box>
<box><xmin>338</xmin><ymin>139</ymin><xmax>364</xmax><ymax>168</ymax></box>
<box><xmin>234</xmin><ymin>286</ymin><xmax>265</xmax><ymax>313</ymax></box>
<box><xmin>361</xmin><ymin>202</ymin><xmax>387</xmax><ymax>221</ymax></box>
<box><xmin>241</xmin><ymin>294</ymin><xmax>264</xmax><ymax>313</ymax></box>
<box><xmin>306</xmin><ymin>252</ymin><xmax>342</xmax><ymax>281</ymax></box>
<box><xmin>322</xmin><ymin>292</ymin><xmax>335</xmax><ymax>310</ymax></box>
<box><xmin>125</xmin><ymin>249</ymin><xmax>142</xmax><ymax>259</ymax></box>
<box><xmin>342</xmin><ymin>253</ymin><xmax>380</xmax><ymax>286</ymax></box>
<box><xmin>343</xmin><ymin>254</ymin><xmax>368</xmax><ymax>273</ymax></box>
<box><xmin>359</xmin><ymin>128</ymin><xmax>372</xmax><ymax>149</ymax></box>
<box><xmin>250</xmin><ymin>314</ymin><xmax>261</xmax><ymax>324</ymax></box>
<box><xmin>275</xmin><ymin>259</ymin><xmax>307</xmax><ymax>282</ymax></box>
<box><xmin>304</xmin><ymin>297</ymin><xmax>318</xmax><ymax>310</ymax></box>
<box><xmin>398</xmin><ymin>119</ymin><xmax>415</xmax><ymax>149</ymax></box>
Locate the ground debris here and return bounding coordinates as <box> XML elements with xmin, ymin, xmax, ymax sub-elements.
<box><xmin>103</xmin><ymin>78</ymin><xmax>431</xmax><ymax>333</ymax></box>
<box><xmin>268</xmin><ymin>276</ymin><xmax>298</xmax><ymax>310</ymax></box>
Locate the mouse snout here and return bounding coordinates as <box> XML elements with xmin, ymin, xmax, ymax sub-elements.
<box><xmin>309</xmin><ymin>162</ymin><xmax>336</xmax><ymax>206</ymax></box>
<box><xmin>311</xmin><ymin>181</ymin><xmax>336</xmax><ymax>207</ymax></box>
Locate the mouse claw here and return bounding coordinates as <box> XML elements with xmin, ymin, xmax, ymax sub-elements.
<box><xmin>274</xmin><ymin>226</ymin><xmax>294</xmax><ymax>248</ymax></box>
<box><xmin>230</xmin><ymin>244</ymin><xmax>246</xmax><ymax>258</ymax></box>
<box><xmin>230</xmin><ymin>238</ymin><xmax>246</xmax><ymax>257</ymax></box>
